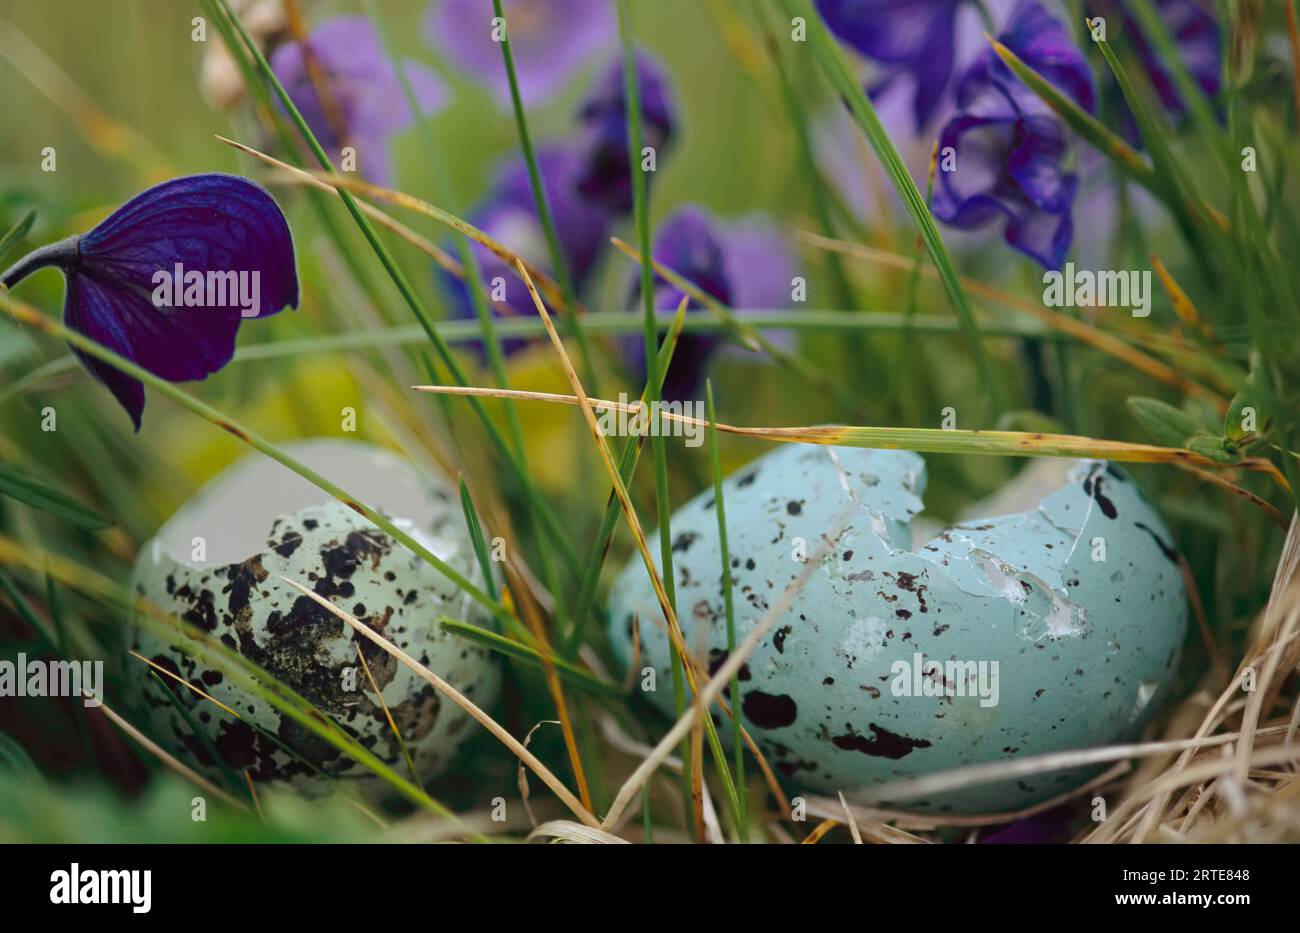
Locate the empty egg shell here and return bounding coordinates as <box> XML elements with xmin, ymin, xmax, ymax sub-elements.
<box><xmin>127</xmin><ymin>439</ymin><xmax>500</xmax><ymax>796</ymax></box>
<box><xmin>607</xmin><ymin>444</ymin><xmax>1186</xmax><ymax>813</ymax></box>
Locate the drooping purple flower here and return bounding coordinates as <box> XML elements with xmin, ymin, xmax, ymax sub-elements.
<box><xmin>444</xmin><ymin>146</ymin><xmax>612</xmax><ymax>353</ymax></box>
<box><xmin>815</xmin><ymin>0</ymin><xmax>967</xmax><ymax>130</ymax></box>
<box><xmin>931</xmin><ymin>1</ymin><xmax>1094</xmax><ymax>269</ymax></box>
<box><xmin>423</xmin><ymin>0</ymin><xmax>615</xmax><ymax>107</ymax></box>
<box><xmin>271</xmin><ymin>15</ymin><xmax>446</xmax><ymax>186</ymax></box>
<box><xmin>622</xmin><ymin>207</ymin><xmax>797</xmax><ymax>401</ymax></box>
<box><xmin>574</xmin><ymin>51</ymin><xmax>677</xmax><ymax>213</ymax></box>
<box><xmin>0</xmin><ymin>175</ymin><xmax>298</xmax><ymax>429</ymax></box>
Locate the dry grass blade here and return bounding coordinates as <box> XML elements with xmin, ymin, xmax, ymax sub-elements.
<box><xmin>1150</xmin><ymin>253</ymin><xmax>1219</xmax><ymax>346</ymax></box>
<box><xmin>216</xmin><ymin>136</ymin><xmax>572</xmax><ymax>313</ymax></box>
<box><xmin>410</xmin><ymin>383</ymin><xmax>1290</xmax><ymax>490</ymax></box>
<box><xmin>518</xmin><ymin>720</ymin><xmax>559</xmax><ymax>828</ymax></box>
<box><xmin>278</xmin><ymin>575</ymin><xmax>600</xmax><ymax>828</ymax></box>
<box><xmin>808</xmin><ymin>762</ymin><xmax>1130</xmax><ymax>832</ymax></box>
<box><xmin>838</xmin><ymin>791</ymin><xmax>863</xmax><ymax>844</ymax></box>
<box><xmin>130</xmin><ymin>649</ymin><xmax>241</xmax><ymax>719</ymax></box>
<box><xmin>513</xmin><ymin>257</ymin><xmax>789</xmax><ymax>828</ymax></box>
<box><xmin>501</xmin><ymin>560</ymin><xmax>594</xmax><ymax>812</ymax></box>
<box><xmin>244</xmin><ymin>770</ymin><xmax>264</xmax><ymax>819</ymax></box>
<box><xmin>801</xmin><ymin>819</ymin><xmax>840</xmax><ymax>844</ymax></box>
<box><xmin>267</xmin><ymin>170</ymin><xmax>461</xmax><ymax>277</ymax></box>
<box><xmin>599</xmin><ymin>515</ymin><xmax>843</xmax><ymax>830</ymax></box>
<box><xmin>798</xmin><ymin>230</ymin><xmax>1227</xmax><ymax>408</ymax></box>
<box><xmin>861</xmin><ymin>728</ymin><xmax>1291</xmax><ymax>809</ymax></box>
<box><xmin>1181</xmin><ymin>465</ymin><xmax>1288</xmax><ymax>529</ymax></box>
<box><xmin>94</xmin><ymin>699</ymin><xmax>249</xmax><ymax>812</ymax></box>
<box><xmin>354</xmin><ymin>641</ymin><xmax>420</xmax><ymax>786</ymax></box>
<box><xmin>528</xmin><ymin>821</ymin><xmax>630</xmax><ymax>844</ymax></box>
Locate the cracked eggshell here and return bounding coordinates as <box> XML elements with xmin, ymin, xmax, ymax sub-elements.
<box><xmin>126</xmin><ymin>439</ymin><xmax>500</xmax><ymax>797</ymax></box>
<box><xmin>607</xmin><ymin>444</ymin><xmax>1186</xmax><ymax>813</ymax></box>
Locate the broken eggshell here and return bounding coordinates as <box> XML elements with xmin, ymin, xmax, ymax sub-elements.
<box><xmin>127</xmin><ymin>439</ymin><xmax>500</xmax><ymax>797</ymax></box>
<box><xmin>607</xmin><ymin>444</ymin><xmax>1186</xmax><ymax>813</ymax></box>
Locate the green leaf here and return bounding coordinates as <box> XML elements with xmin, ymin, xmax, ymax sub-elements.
<box><xmin>1185</xmin><ymin>434</ymin><xmax>1242</xmax><ymax>465</ymax></box>
<box><xmin>0</xmin><ymin>209</ymin><xmax>36</xmax><ymax>267</ymax></box>
<box><xmin>0</xmin><ymin>462</ymin><xmax>111</xmax><ymax>529</ymax></box>
<box><xmin>1224</xmin><ymin>352</ymin><xmax>1272</xmax><ymax>444</ymax></box>
<box><xmin>1126</xmin><ymin>397</ymin><xmax>1204</xmax><ymax>448</ymax></box>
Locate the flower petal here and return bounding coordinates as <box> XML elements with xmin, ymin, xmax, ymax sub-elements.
<box><xmin>68</xmin><ymin>173</ymin><xmax>297</xmax><ymax>426</ymax></box>
<box><xmin>79</xmin><ymin>174</ymin><xmax>298</xmax><ymax>318</ymax></box>
<box><xmin>1005</xmin><ymin>173</ymin><xmax>1077</xmax><ymax>269</ymax></box>
<box><xmin>64</xmin><ymin>272</ymin><xmax>241</xmax><ymax>429</ymax></box>
<box><xmin>958</xmin><ymin>0</ymin><xmax>1095</xmax><ymax>115</ymax></box>
<box><xmin>424</xmin><ymin>0</ymin><xmax>614</xmax><ymax>107</ymax></box>
<box><xmin>575</xmin><ymin>51</ymin><xmax>677</xmax><ymax>212</ymax></box>
<box><xmin>1007</xmin><ymin>115</ymin><xmax>1071</xmax><ymax>211</ymax></box>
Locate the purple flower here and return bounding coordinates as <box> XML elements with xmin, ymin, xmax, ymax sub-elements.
<box><xmin>815</xmin><ymin>0</ymin><xmax>967</xmax><ymax>130</ymax></box>
<box><xmin>931</xmin><ymin>1</ymin><xmax>1094</xmax><ymax>269</ymax></box>
<box><xmin>445</xmin><ymin>146</ymin><xmax>612</xmax><ymax>352</ymax></box>
<box><xmin>423</xmin><ymin>0</ymin><xmax>614</xmax><ymax>107</ymax></box>
<box><xmin>723</xmin><ymin>218</ymin><xmax>798</xmax><ymax>312</ymax></box>
<box><xmin>1</xmin><ymin>175</ymin><xmax>298</xmax><ymax>429</ymax></box>
<box><xmin>623</xmin><ymin>206</ymin><xmax>796</xmax><ymax>400</ymax></box>
<box><xmin>1087</xmin><ymin>0</ymin><xmax>1221</xmax><ymax>139</ymax></box>
<box><xmin>978</xmin><ymin>806</ymin><xmax>1074</xmax><ymax>843</ymax></box>
<box><xmin>574</xmin><ymin>51</ymin><xmax>677</xmax><ymax>213</ymax></box>
<box><xmin>271</xmin><ymin>15</ymin><xmax>446</xmax><ymax>186</ymax></box>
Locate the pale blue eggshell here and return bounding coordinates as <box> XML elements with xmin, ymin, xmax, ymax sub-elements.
<box><xmin>607</xmin><ymin>444</ymin><xmax>1186</xmax><ymax>813</ymax></box>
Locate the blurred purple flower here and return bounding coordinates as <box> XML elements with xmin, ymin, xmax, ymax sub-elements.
<box><xmin>723</xmin><ymin>218</ymin><xmax>798</xmax><ymax>311</ymax></box>
<box><xmin>271</xmin><ymin>15</ymin><xmax>446</xmax><ymax>186</ymax></box>
<box><xmin>931</xmin><ymin>1</ymin><xmax>1094</xmax><ymax>269</ymax></box>
<box><xmin>1087</xmin><ymin>0</ymin><xmax>1221</xmax><ymax>141</ymax></box>
<box><xmin>574</xmin><ymin>51</ymin><xmax>677</xmax><ymax>213</ymax></box>
<box><xmin>444</xmin><ymin>146</ymin><xmax>612</xmax><ymax>353</ymax></box>
<box><xmin>0</xmin><ymin>175</ymin><xmax>298</xmax><ymax>429</ymax></box>
<box><xmin>815</xmin><ymin>0</ymin><xmax>967</xmax><ymax>130</ymax></box>
<box><xmin>424</xmin><ymin>0</ymin><xmax>614</xmax><ymax>107</ymax></box>
<box><xmin>978</xmin><ymin>806</ymin><xmax>1074</xmax><ymax>843</ymax></box>
<box><xmin>623</xmin><ymin>206</ymin><xmax>796</xmax><ymax>400</ymax></box>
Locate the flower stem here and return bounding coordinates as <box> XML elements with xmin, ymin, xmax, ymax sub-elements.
<box><xmin>0</xmin><ymin>235</ymin><xmax>79</xmax><ymax>290</ymax></box>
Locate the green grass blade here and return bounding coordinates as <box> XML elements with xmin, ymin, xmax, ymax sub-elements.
<box><xmin>706</xmin><ymin>380</ymin><xmax>747</xmax><ymax>841</ymax></box>
<box><xmin>491</xmin><ymin>0</ymin><xmax>599</xmax><ymax>392</ymax></box>
<box><xmin>458</xmin><ymin>477</ymin><xmax>499</xmax><ymax>603</ymax></box>
<box><xmin>213</xmin><ymin>0</ymin><xmax>582</xmax><ymax>581</ymax></box>
<box><xmin>567</xmin><ymin>301</ymin><xmax>689</xmax><ymax>650</ymax></box>
<box><xmin>787</xmin><ymin>0</ymin><xmax>1002</xmax><ymax>416</ymax></box>
<box><xmin>439</xmin><ymin>616</ymin><xmax>622</xmax><ymax>698</ymax></box>
<box><xmin>989</xmin><ymin>35</ymin><xmax>1158</xmax><ymax>190</ymax></box>
<box><xmin>0</xmin><ymin>291</ymin><xmax>505</xmax><ymax>621</ymax></box>
<box><xmin>0</xmin><ymin>209</ymin><xmax>36</xmax><ymax>267</ymax></box>
<box><xmin>0</xmin><ymin>462</ymin><xmax>111</xmax><ymax>530</ymax></box>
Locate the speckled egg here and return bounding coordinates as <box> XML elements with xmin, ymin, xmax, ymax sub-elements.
<box><xmin>127</xmin><ymin>439</ymin><xmax>500</xmax><ymax>796</ymax></box>
<box><xmin>608</xmin><ymin>444</ymin><xmax>1186</xmax><ymax>813</ymax></box>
